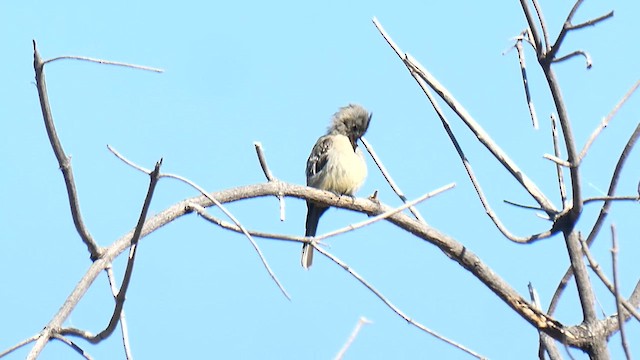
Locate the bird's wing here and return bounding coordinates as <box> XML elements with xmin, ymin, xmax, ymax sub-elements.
<box><xmin>306</xmin><ymin>135</ymin><xmax>333</xmax><ymax>183</ymax></box>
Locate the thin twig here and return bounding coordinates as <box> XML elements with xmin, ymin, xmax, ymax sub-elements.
<box><xmin>33</xmin><ymin>40</ymin><xmax>101</xmax><ymax>260</ymax></box>
<box><xmin>578</xmin><ymin>79</ymin><xmax>640</xmax><ymax>163</ymax></box>
<box><xmin>550</xmin><ymin>114</ymin><xmax>568</xmax><ymax>208</ymax></box>
<box><xmin>359</xmin><ymin>136</ymin><xmax>426</xmax><ymax>223</ymax></box>
<box><xmin>108</xmin><ymin>146</ymin><xmax>291</xmax><ymax>301</ymax></box>
<box><xmin>43</xmin><ymin>55</ymin><xmax>163</xmax><ymax>73</ymax></box>
<box><xmin>531</xmin><ymin>0</ymin><xmax>550</xmax><ymax>52</ymax></box>
<box><xmin>316</xmin><ymin>184</ymin><xmax>454</xmax><ymax>242</ymax></box>
<box><xmin>334</xmin><ymin>317</ymin><xmax>372</xmax><ymax>360</ymax></box>
<box><xmin>187</xmin><ymin>203</ymin><xmax>305</xmax><ymax>243</ymax></box>
<box><xmin>610</xmin><ymin>225</ymin><xmax>632</xmax><ymax>359</ymax></box>
<box><xmin>254</xmin><ymin>142</ymin><xmax>285</xmax><ymax>221</ymax></box>
<box><xmin>52</xmin><ymin>334</ymin><xmax>93</xmax><ymax>360</ymax></box>
<box><xmin>583</xmin><ymin>195</ymin><xmax>639</xmax><ymax>205</ymax></box>
<box><xmin>568</xmin><ymin>11</ymin><xmax>614</xmax><ymax>31</ymax></box>
<box><xmin>0</xmin><ymin>334</ymin><xmax>40</xmax><ymax>357</ymax></box>
<box><xmin>518</xmin><ymin>0</ymin><xmax>543</xmax><ymax>57</ymax></box>
<box><xmin>106</xmin><ymin>266</ymin><xmax>134</xmax><ymax>360</ymax></box>
<box><xmin>543</xmin><ymin>153</ymin><xmax>572</xmax><ymax>167</ymax></box>
<box><xmin>552</xmin><ymin>50</ymin><xmax>592</xmax><ymax>69</ymax></box>
<box><xmin>503</xmin><ymin>200</ymin><xmax>545</xmax><ymax>211</ymax></box>
<box><xmin>514</xmin><ymin>37</ymin><xmax>539</xmax><ymax>129</ymax></box>
<box><xmin>314</xmin><ymin>246</ymin><xmax>486</xmax><ymax>360</ymax></box>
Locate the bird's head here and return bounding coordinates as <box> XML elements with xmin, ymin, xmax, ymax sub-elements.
<box><xmin>329</xmin><ymin>104</ymin><xmax>372</xmax><ymax>149</ymax></box>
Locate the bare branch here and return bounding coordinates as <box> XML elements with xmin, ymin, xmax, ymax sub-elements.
<box><xmin>254</xmin><ymin>142</ymin><xmax>286</xmax><ymax>221</ymax></box>
<box><xmin>531</xmin><ymin>0</ymin><xmax>550</xmax><ymax>52</ymax></box>
<box><xmin>372</xmin><ymin>17</ymin><xmax>557</xmax><ymax>217</ymax></box>
<box><xmin>314</xmin><ymin>246</ymin><xmax>486</xmax><ymax>360</ymax></box>
<box><xmin>360</xmin><ymin>136</ymin><xmax>427</xmax><ymax>223</ymax></box>
<box><xmin>33</xmin><ymin>40</ymin><xmax>101</xmax><ymax>260</ymax></box>
<box><xmin>610</xmin><ymin>225</ymin><xmax>633</xmax><ymax>359</ymax></box>
<box><xmin>550</xmin><ymin>114</ymin><xmax>568</xmax><ymax>208</ymax></box>
<box><xmin>580</xmin><ymin>237</ymin><xmax>640</xmax><ymax>323</ymax></box>
<box><xmin>43</xmin><ymin>55</ymin><xmax>163</xmax><ymax>73</ymax></box>
<box><xmin>569</xmin><ymin>11</ymin><xmax>615</xmax><ymax>31</ymax></box>
<box><xmin>0</xmin><ymin>334</ymin><xmax>40</xmax><ymax>357</ymax></box>
<box><xmin>549</xmin><ymin>124</ymin><xmax>640</xmax><ymax>316</ymax></box>
<box><xmin>579</xmin><ymin>79</ymin><xmax>640</xmax><ymax>163</ymax></box>
<box><xmin>547</xmin><ymin>1</ymin><xmax>613</xmax><ymax>63</ymax></box>
<box><xmin>108</xmin><ymin>145</ymin><xmax>291</xmax><ymax>300</ymax></box>
<box><xmin>586</xmin><ymin>123</ymin><xmax>640</xmax><ymax>245</ymax></box>
<box><xmin>518</xmin><ymin>0</ymin><xmax>543</xmax><ymax>57</ymax></box>
<box><xmin>530</xmin><ymin>283</ymin><xmax>562</xmax><ymax>360</ymax></box>
<box><xmin>543</xmin><ymin>153</ymin><xmax>572</xmax><ymax>168</ymax></box>
<box><xmin>186</xmin><ymin>203</ymin><xmax>305</xmax><ymax>243</ymax></box>
<box><xmin>514</xmin><ymin>37</ymin><xmax>539</xmax><ymax>129</ymax></box>
<box><xmin>334</xmin><ymin>317</ymin><xmax>372</xmax><ymax>360</ymax></box>
<box><xmin>106</xmin><ymin>266</ymin><xmax>133</xmax><ymax>359</ymax></box>
<box><xmin>51</xmin><ymin>334</ymin><xmax>93</xmax><ymax>360</ymax></box>
<box><xmin>316</xmin><ymin>184</ymin><xmax>454</xmax><ymax>241</ymax></box>
<box><xmin>583</xmin><ymin>195</ymin><xmax>639</xmax><ymax>205</ymax></box>
<box><xmin>552</xmin><ymin>50</ymin><xmax>592</xmax><ymax>69</ymax></box>
<box><xmin>62</xmin><ymin>159</ymin><xmax>163</xmax><ymax>343</ymax></box>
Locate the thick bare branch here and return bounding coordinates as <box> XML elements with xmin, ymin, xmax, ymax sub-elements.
<box><xmin>33</xmin><ymin>40</ymin><xmax>101</xmax><ymax>260</ymax></box>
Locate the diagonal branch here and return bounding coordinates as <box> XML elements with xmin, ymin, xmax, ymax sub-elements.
<box><xmin>372</xmin><ymin>17</ymin><xmax>557</xmax><ymax>217</ymax></box>
<box><xmin>578</xmin><ymin>79</ymin><xmax>640</xmax><ymax>163</ymax></box>
<box><xmin>360</xmin><ymin>137</ymin><xmax>426</xmax><ymax>223</ymax></box>
<box><xmin>61</xmin><ymin>159</ymin><xmax>163</xmax><ymax>343</ymax></box>
<box><xmin>314</xmin><ymin>246</ymin><xmax>486</xmax><ymax>360</ymax></box>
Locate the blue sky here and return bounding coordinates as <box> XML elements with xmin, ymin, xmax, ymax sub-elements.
<box><xmin>2</xmin><ymin>1</ymin><xmax>639</xmax><ymax>359</ymax></box>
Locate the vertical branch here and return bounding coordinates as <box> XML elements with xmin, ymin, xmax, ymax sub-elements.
<box><xmin>550</xmin><ymin>114</ymin><xmax>568</xmax><ymax>208</ymax></box>
<box><xmin>515</xmin><ymin>37</ymin><xmax>539</xmax><ymax>129</ymax></box>
<box><xmin>33</xmin><ymin>40</ymin><xmax>101</xmax><ymax>260</ymax></box>
<box><xmin>610</xmin><ymin>225</ymin><xmax>632</xmax><ymax>359</ymax></box>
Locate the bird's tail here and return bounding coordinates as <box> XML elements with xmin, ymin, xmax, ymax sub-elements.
<box><xmin>302</xmin><ymin>203</ymin><xmax>328</xmax><ymax>269</ymax></box>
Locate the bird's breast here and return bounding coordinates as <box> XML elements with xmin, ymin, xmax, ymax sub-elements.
<box><xmin>311</xmin><ymin>135</ymin><xmax>367</xmax><ymax>195</ymax></box>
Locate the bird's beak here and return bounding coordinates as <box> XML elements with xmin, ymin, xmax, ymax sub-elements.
<box><xmin>349</xmin><ymin>134</ymin><xmax>359</xmax><ymax>151</ymax></box>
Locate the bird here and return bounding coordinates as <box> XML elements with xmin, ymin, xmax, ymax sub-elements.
<box><xmin>302</xmin><ymin>104</ymin><xmax>372</xmax><ymax>269</ymax></box>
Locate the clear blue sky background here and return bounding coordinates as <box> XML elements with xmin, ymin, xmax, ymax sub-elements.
<box><xmin>2</xmin><ymin>1</ymin><xmax>639</xmax><ymax>359</ymax></box>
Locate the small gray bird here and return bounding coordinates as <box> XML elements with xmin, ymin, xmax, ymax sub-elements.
<box><xmin>302</xmin><ymin>104</ymin><xmax>372</xmax><ymax>269</ymax></box>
